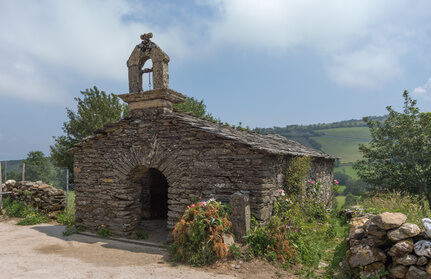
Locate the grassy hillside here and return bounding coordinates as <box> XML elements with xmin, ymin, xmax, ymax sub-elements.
<box><xmin>315</xmin><ymin>127</ymin><xmax>371</xmax><ymax>140</ymax></box>
<box><xmin>257</xmin><ymin>117</ymin><xmax>385</xmax><ymax>180</ymax></box>
<box><xmin>311</xmin><ymin>136</ymin><xmax>368</xmax><ymax>164</ymax></box>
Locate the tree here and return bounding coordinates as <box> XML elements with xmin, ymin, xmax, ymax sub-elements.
<box><xmin>333</xmin><ymin>172</ymin><xmax>352</xmax><ymax>185</ymax></box>
<box><xmin>23</xmin><ymin>151</ymin><xmax>54</xmax><ymax>183</ymax></box>
<box><xmin>342</xmin><ymin>179</ymin><xmax>371</xmax><ymax>196</ymax></box>
<box><xmin>353</xmin><ymin>91</ymin><xmax>431</xmax><ymax>208</ymax></box>
<box><xmin>174</xmin><ymin>97</ymin><xmax>212</xmax><ymax>119</ymax></box>
<box><xmin>50</xmin><ymin>86</ymin><xmax>129</xmax><ymax>172</ymax></box>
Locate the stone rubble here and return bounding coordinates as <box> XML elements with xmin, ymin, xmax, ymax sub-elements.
<box><xmin>347</xmin><ymin>212</ymin><xmax>431</xmax><ymax>278</ymax></box>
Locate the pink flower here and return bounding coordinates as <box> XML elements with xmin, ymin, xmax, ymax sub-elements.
<box><xmin>191</xmin><ymin>204</ymin><xmax>195</xmax><ymax>208</ymax></box>
<box><xmin>310</xmin><ymin>181</ymin><xmax>315</xmax><ymax>184</ymax></box>
<box><xmin>278</xmin><ymin>189</ymin><xmax>285</xmax><ymax>196</ymax></box>
<box><xmin>334</xmin><ymin>180</ymin><xmax>339</xmax><ymax>184</ymax></box>
<box><xmin>186</xmin><ymin>206</ymin><xmax>190</xmax><ymax>209</ymax></box>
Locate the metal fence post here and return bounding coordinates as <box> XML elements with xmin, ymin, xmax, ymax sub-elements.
<box><xmin>22</xmin><ymin>163</ymin><xmax>25</xmax><ymax>182</ymax></box>
<box><xmin>66</xmin><ymin>168</ymin><xmax>69</xmax><ymax>214</ymax></box>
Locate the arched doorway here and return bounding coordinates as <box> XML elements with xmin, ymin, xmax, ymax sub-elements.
<box><xmin>128</xmin><ymin>166</ymin><xmax>170</xmax><ymax>243</ymax></box>
<box><xmin>141</xmin><ymin>168</ymin><xmax>169</xmax><ymax>219</ymax></box>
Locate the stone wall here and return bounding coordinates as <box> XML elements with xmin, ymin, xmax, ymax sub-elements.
<box><xmin>71</xmin><ymin>110</ymin><xmax>335</xmax><ymax>238</ymax></box>
<box><xmin>347</xmin><ymin>212</ymin><xmax>431</xmax><ymax>278</ymax></box>
<box><xmin>3</xmin><ymin>180</ymin><xmax>65</xmax><ymax>215</ymax></box>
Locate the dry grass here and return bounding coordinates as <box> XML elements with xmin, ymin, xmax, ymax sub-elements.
<box><xmin>360</xmin><ymin>190</ymin><xmax>429</xmax><ymax>227</ymax></box>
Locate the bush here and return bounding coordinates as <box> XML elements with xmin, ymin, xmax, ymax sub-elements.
<box><xmin>246</xmin><ymin>216</ymin><xmax>297</xmax><ymax>264</ymax></box>
<box><xmin>170</xmin><ymin>199</ymin><xmax>232</xmax><ymax>266</ymax></box>
<box><xmin>3</xmin><ymin>196</ymin><xmax>34</xmax><ymax>218</ymax></box>
<box><xmin>3</xmin><ymin>196</ymin><xmax>50</xmax><ymax>226</ymax></box>
<box><xmin>334</xmin><ymin>172</ymin><xmax>352</xmax><ymax>185</ymax></box>
<box><xmin>342</xmin><ymin>179</ymin><xmax>371</xmax><ymax>196</ymax></box>
<box><xmin>341</xmin><ymin>193</ymin><xmax>361</xmax><ymax>209</ymax></box>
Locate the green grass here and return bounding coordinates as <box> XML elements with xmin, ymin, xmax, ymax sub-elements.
<box><xmin>312</xmin><ymin>137</ymin><xmax>367</xmax><ymax>164</ymax></box>
<box><xmin>335</xmin><ymin>196</ymin><xmax>346</xmax><ymax>210</ymax></box>
<box><xmin>65</xmin><ymin>190</ymin><xmax>75</xmax><ymax>215</ymax></box>
<box><xmin>334</xmin><ymin>166</ymin><xmax>359</xmax><ymax>180</ymax></box>
<box><xmin>315</xmin><ymin>127</ymin><xmax>371</xmax><ymax>140</ymax></box>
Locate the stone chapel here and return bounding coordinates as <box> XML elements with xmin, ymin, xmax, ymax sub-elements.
<box><xmin>68</xmin><ymin>33</ymin><xmax>337</xmax><ymax>239</ymax></box>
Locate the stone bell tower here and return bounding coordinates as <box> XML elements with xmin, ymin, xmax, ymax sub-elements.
<box><xmin>119</xmin><ymin>33</ymin><xmax>187</xmax><ymax>116</ymax></box>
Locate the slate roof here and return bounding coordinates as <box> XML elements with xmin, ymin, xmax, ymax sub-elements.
<box><xmin>68</xmin><ymin>111</ymin><xmax>338</xmax><ymax>160</ymax></box>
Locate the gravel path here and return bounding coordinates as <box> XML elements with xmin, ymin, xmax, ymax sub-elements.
<box><xmin>0</xmin><ymin>219</ymin><xmax>235</xmax><ymax>279</ymax></box>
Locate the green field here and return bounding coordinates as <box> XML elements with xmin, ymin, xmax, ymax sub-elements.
<box><xmin>315</xmin><ymin>127</ymin><xmax>371</xmax><ymax>140</ymax></box>
<box><xmin>334</xmin><ymin>166</ymin><xmax>359</xmax><ymax>180</ymax></box>
<box><xmin>312</xmin><ymin>136</ymin><xmax>367</xmax><ymax>164</ymax></box>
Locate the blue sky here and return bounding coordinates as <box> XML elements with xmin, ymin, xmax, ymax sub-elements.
<box><xmin>1</xmin><ymin>0</ymin><xmax>431</xmax><ymax>160</ymax></box>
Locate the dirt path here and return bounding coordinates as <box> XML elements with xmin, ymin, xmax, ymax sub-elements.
<box><xmin>0</xmin><ymin>219</ymin><xmax>298</xmax><ymax>279</ymax></box>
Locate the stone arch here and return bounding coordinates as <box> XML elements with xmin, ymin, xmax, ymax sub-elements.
<box><xmin>128</xmin><ymin>166</ymin><xmax>169</xmax><ymax>222</ymax></box>
<box><xmin>127</xmin><ymin>33</ymin><xmax>170</xmax><ymax>93</ymax></box>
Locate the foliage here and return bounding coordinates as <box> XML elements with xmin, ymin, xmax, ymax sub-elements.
<box><xmin>246</xmin><ymin>158</ymin><xmax>344</xmax><ymax>269</ymax></box>
<box><xmin>136</xmin><ymin>229</ymin><xmax>148</xmax><ymax>240</ymax></box>
<box><xmin>3</xmin><ymin>196</ymin><xmax>50</xmax><ymax>225</ymax></box>
<box><xmin>245</xmin><ymin>216</ymin><xmax>297</xmax><ymax>263</ymax></box>
<box><xmin>3</xmin><ymin>196</ymin><xmax>35</xmax><ymax>218</ymax></box>
<box><xmin>17</xmin><ymin>212</ymin><xmax>50</xmax><ymax>225</ymax></box>
<box><xmin>354</xmin><ymin>91</ymin><xmax>431</xmax><ymax>209</ymax></box>
<box><xmin>360</xmin><ymin>190</ymin><xmax>428</xmax><ymax>226</ymax></box>
<box><xmin>334</xmin><ymin>172</ymin><xmax>352</xmax><ymax>186</ymax></box>
<box><xmin>283</xmin><ymin>156</ymin><xmax>313</xmax><ymax>199</ymax></box>
<box><xmin>342</xmin><ymin>179</ymin><xmax>371</xmax><ymax>196</ymax></box>
<box><xmin>57</xmin><ymin>211</ymin><xmax>75</xmax><ymax>225</ymax></box>
<box><xmin>173</xmin><ymin>97</ymin><xmax>211</xmax><ymax>119</ymax></box>
<box><xmin>63</xmin><ymin>222</ymin><xmax>85</xmax><ymax>236</ymax></box>
<box><xmin>170</xmin><ymin>199</ymin><xmax>232</xmax><ymax>266</ymax></box>
<box><xmin>50</xmin><ymin>86</ymin><xmax>129</xmax><ymax>173</ymax></box>
<box><xmin>341</xmin><ymin>194</ymin><xmax>361</xmax><ymax>209</ymax></box>
<box><xmin>95</xmin><ymin>224</ymin><xmax>113</xmax><ymax>237</ymax></box>
<box><xmin>23</xmin><ymin>151</ymin><xmax>55</xmax><ymax>183</ymax></box>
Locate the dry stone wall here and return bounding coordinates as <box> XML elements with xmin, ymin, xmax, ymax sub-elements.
<box><xmin>347</xmin><ymin>212</ymin><xmax>431</xmax><ymax>278</ymax></box>
<box><xmin>3</xmin><ymin>180</ymin><xmax>65</xmax><ymax>215</ymax></box>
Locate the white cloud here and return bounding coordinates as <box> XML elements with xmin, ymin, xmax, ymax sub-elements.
<box><xmin>203</xmin><ymin>0</ymin><xmax>430</xmax><ymax>89</ymax></box>
<box><xmin>413</xmin><ymin>78</ymin><xmax>431</xmax><ymax>101</ymax></box>
<box><xmin>0</xmin><ymin>0</ymin><xmax>430</xmax><ymax>104</ymax></box>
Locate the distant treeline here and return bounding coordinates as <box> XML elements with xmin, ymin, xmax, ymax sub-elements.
<box><xmin>254</xmin><ymin>115</ymin><xmax>387</xmax><ymax>151</ymax></box>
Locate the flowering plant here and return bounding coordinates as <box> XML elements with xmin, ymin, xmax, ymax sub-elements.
<box><xmin>171</xmin><ymin>198</ymin><xmax>232</xmax><ymax>266</ymax></box>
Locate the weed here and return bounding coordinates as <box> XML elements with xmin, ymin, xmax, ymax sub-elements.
<box><xmin>63</xmin><ymin>222</ymin><xmax>85</xmax><ymax>236</ymax></box>
<box><xmin>17</xmin><ymin>212</ymin><xmax>50</xmax><ymax>225</ymax></box>
<box><xmin>57</xmin><ymin>212</ymin><xmax>75</xmax><ymax>225</ymax></box>
<box><xmin>97</xmin><ymin>224</ymin><xmax>112</xmax><ymax>237</ymax></box>
<box><xmin>229</xmin><ymin>244</ymin><xmax>243</xmax><ymax>260</ymax></box>
<box><xmin>136</xmin><ymin>229</ymin><xmax>148</xmax><ymax>240</ymax></box>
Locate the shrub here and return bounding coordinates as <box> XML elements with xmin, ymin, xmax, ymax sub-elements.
<box><xmin>342</xmin><ymin>193</ymin><xmax>361</xmax><ymax>209</ymax></box>
<box><xmin>3</xmin><ymin>196</ymin><xmax>34</xmax><ymax>218</ymax></box>
<box><xmin>17</xmin><ymin>212</ymin><xmax>50</xmax><ymax>225</ymax></box>
<box><xmin>170</xmin><ymin>198</ymin><xmax>232</xmax><ymax>266</ymax></box>
<box><xmin>334</xmin><ymin>172</ymin><xmax>352</xmax><ymax>185</ymax></box>
<box><xmin>246</xmin><ymin>216</ymin><xmax>297</xmax><ymax>263</ymax></box>
<box><xmin>3</xmin><ymin>196</ymin><xmax>50</xmax><ymax>226</ymax></box>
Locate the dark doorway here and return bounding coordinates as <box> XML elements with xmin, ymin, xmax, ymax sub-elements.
<box><xmin>146</xmin><ymin>168</ymin><xmax>168</xmax><ymax>219</ymax></box>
